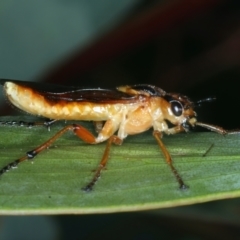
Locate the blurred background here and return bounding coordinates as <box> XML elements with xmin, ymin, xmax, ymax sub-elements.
<box><xmin>1</xmin><ymin>0</ymin><xmax>240</xmax><ymax>239</ymax></box>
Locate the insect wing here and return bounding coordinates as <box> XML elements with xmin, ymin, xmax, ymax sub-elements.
<box><xmin>0</xmin><ymin>79</ymin><xmax>138</xmax><ymax>103</ymax></box>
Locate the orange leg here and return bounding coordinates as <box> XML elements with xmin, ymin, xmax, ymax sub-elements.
<box><xmin>0</xmin><ymin>124</ymin><xmax>113</xmax><ymax>187</ymax></box>
<box><xmin>153</xmin><ymin>130</ymin><xmax>188</xmax><ymax>189</ymax></box>
<box><xmin>82</xmin><ymin>135</ymin><xmax>122</xmax><ymax>191</ymax></box>
<box><xmin>0</xmin><ymin>123</ymin><xmax>122</xmax><ymax>191</ymax></box>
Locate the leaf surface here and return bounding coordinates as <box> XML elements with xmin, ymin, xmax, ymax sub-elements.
<box><xmin>0</xmin><ymin>117</ymin><xmax>240</xmax><ymax>214</ymax></box>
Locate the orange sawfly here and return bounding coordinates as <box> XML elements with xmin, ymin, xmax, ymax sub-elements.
<box><xmin>0</xmin><ymin>79</ymin><xmax>236</xmax><ymax>191</ymax></box>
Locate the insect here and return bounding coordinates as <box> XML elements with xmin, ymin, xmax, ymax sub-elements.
<box><xmin>0</xmin><ymin>79</ymin><xmax>237</xmax><ymax>191</ymax></box>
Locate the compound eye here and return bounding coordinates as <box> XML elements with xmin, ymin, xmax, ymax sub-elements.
<box><xmin>170</xmin><ymin>100</ymin><xmax>183</xmax><ymax>116</ymax></box>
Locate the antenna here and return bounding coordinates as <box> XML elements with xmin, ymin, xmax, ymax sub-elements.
<box><xmin>195</xmin><ymin>97</ymin><xmax>216</xmax><ymax>107</ymax></box>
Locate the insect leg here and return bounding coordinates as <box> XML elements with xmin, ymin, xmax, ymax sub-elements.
<box><xmin>0</xmin><ymin>118</ymin><xmax>57</xmax><ymax>130</ymax></box>
<box><xmin>202</xmin><ymin>143</ymin><xmax>214</xmax><ymax>157</ymax></box>
<box><xmin>82</xmin><ymin>135</ymin><xmax>122</xmax><ymax>192</ymax></box>
<box><xmin>153</xmin><ymin>130</ymin><xmax>188</xmax><ymax>189</ymax></box>
<box><xmin>196</xmin><ymin>122</ymin><xmax>240</xmax><ymax>135</ymax></box>
<box><xmin>195</xmin><ymin>122</ymin><xmax>227</xmax><ymax>134</ymax></box>
<box><xmin>0</xmin><ymin>124</ymin><xmax>97</xmax><ymax>176</ymax></box>
<box><xmin>93</xmin><ymin>121</ymin><xmax>104</xmax><ymax>133</ymax></box>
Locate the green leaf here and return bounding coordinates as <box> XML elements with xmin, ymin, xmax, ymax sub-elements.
<box><xmin>0</xmin><ymin>116</ymin><xmax>240</xmax><ymax>214</ymax></box>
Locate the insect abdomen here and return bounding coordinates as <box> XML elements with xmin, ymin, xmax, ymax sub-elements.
<box><xmin>3</xmin><ymin>82</ymin><xmax>128</xmax><ymax>120</ymax></box>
